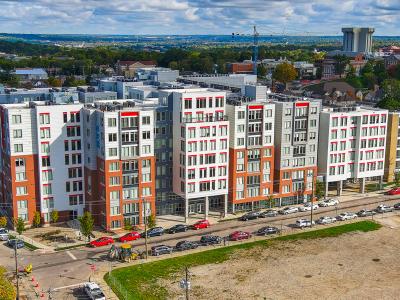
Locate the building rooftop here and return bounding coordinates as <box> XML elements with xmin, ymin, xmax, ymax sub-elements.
<box><xmin>14</xmin><ymin>68</ymin><xmax>47</xmax><ymax>75</ymax></box>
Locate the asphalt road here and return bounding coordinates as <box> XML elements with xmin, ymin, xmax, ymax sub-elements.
<box><xmin>1</xmin><ymin>194</ymin><xmax>399</xmax><ymax>299</ymax></box>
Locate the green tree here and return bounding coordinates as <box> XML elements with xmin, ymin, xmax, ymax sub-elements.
<box><xmin>124</xmin><ymin>218</ymin><xmax>132</xmax><ymax>231</ymax></box>
<box><xmin>147</xmin><ymin>215</ymin><xmax>156</xmax><ymax>229</ymax></box>
<box><xmin>0</xmin><ymin>266</ymin><xmax>16</xmax><ymax>300</ymax></box>
<box><xmin>333</xmin><ymin>55</ymin><xmax>350</xmax><ymax>76</ymax></box>
<box><xmin>395</xmin><ymin>172</ymin><xmax>400</xmax><ymax>187</ymax></box>
<box><xmin>272</xmin><ymin>62</ymin><xmax>297</xmax><ymax>89</ymax></box>
<box><xmin>47</xmin><ymin>76</ymin><xmax>62</xmax><ymax>87</ymax></box>
<box><xmin>377</xmin><ymin>79</ymin><xmax>400</xmax><ymax>110</ymax></box>
<box><xmin>315</xmin><ymin>181</ymin><xmax>325</xmax><ymax>200</ymax></box>
<box><xmin>14</xmin><ymin>217</ymin><xmax>25</xmax><ymax>235</ymax></box>
<box><xmin>32</xmin><ymin>211</ymin><xmax>42</xmax><ymax>228</ymax></box>
<box><xmin>50</xmin><ymin>210</ymin><xmax>59</xmax><ymax>224</ymax></box>
<box><xmin>78</xmin><ymin>211</ymin><xmax>94</xmax><ymax>242</ymax></box>
<box><xmin>373</xmin><ymin>61</ymin><xmax>389</xmax><ymax>84</ymax></box>
<box><xmin>0</xmin><ymin>216</ymin><xmax>7</xmax><ymax>228</ymax></box>
<box><xmin>257</xmin><ymin>64</ymin><xmax>267</xmax><ymax>78</ymax></box>
<box><xmin>361</xmin><ymin>72</ymin><xmax>377</xmax><ymax>90</ymax></box>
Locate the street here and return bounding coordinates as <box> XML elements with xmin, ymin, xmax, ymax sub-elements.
<box><xmin>1</xmin><ymin>194</ymin><xmax>399</xmax><ymax>299</ymax></box>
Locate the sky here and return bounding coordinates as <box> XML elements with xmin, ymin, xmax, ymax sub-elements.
<box><xmin>1</xmin><ymin>0</ymin><xmax>400</xmax><ymax>35</ymax></box>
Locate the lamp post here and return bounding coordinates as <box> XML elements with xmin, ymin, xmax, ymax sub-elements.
<box><xmin>143</xmin><ymin>197</ymin><xmax>148</xmax><ymax>260</ymax></box>
<box><xmin>14</xmin><ymin>242</ymin><xmax>19</xmax><ymax>300</ymax></box>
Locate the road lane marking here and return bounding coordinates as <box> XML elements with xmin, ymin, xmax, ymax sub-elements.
<box><xmin>66</xmin><ymin>250</ymin><xmax>77</xmax><ymax>260</ymax></box>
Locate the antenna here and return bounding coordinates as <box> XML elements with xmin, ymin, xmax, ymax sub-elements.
<box><xmin>253</xmin><ymin>25</ymin><xmax>259</xmax><ymax>76</ymax></box>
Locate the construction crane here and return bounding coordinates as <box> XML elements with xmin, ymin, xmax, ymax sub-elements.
<box><xmin>252</xmin><ymin>25</ymin><xmax>259</xmax><ymax>75</ymax></box>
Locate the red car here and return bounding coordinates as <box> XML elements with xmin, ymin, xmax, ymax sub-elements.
<box><xmin>387</xmin><ymin>187</ymin><xmax>400</xmax><ymax>195</ymax></box>
<box><xmin>119</xmin><ymin>232</ymin><xmax>141</xmax><ymax>242</ymax></box>
<box><xmin>229</xmin><ymin>231</ymin><xmax>252</xmax><ymax>241</ymax></box>
<box><xmin>192</xmin><ymin>219</ymin><xmax>210</xmax><ymax>230</ymax></box>
<box><xmin>89</xmin><ymin>237</ymin><xmax>114</xmax><ymax>247</ymax></box>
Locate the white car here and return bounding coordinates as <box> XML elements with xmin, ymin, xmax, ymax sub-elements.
<box><xmin>318</xmin><ymin>198</ymin><xmax>339</xmax><ymax>207</ymax></box>
<box><xmin>336</xmin><ymin>212</ymin><xmax>357</xmax><ymax>221</ymax></box>
<box><xmin>298</xmin><ymin>203</ymin><xmax>319</xmax><ymax>212</ymax></box>
<box><xmin>316</xmin><ymin>216</ymin><xmax>337</xmax><ymax>225</ymax></box>
<box><xmin>295</xmin><ymin>219</ymin><xmax>315</xmax><ymax>228</ymax></box>
<box><xmin>279</xmin><ymin>207</ymin><xmax>299</xmax><ymax>215</ymax></box>
<box><xmin>0</xmin><ymin>228</ymin><xmax>9</xmax><ymax>241</ymax></box>
<box><xmin>375</xmin><ymin>205</ymin><xmax>393</xmax><ymax>213</ymax></box>
<box><xmin>83</xmin><ymin>282</ymin><xmax>106</xmax><ymax>300</ymax></box>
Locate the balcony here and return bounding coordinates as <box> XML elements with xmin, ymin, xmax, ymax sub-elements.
<box><xmin>182</xmin><ymin>115</ymin><xmax>228</xmax><ymax>123</ymax></box>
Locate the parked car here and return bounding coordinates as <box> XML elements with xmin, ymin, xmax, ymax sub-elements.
<box><xmin>318</xmin><ymin>198</ymin><xmax>339</xmax><ymax>207</ymax></box>
<box><xmin>387</xmin><ymin>187</ymin><xmax>400</xmax><ymax>195</ymax></box>
<box><xmin>0</xmin><ymin>228</ymin><xmax>9</xmax><ymax>241</ymax></box>
<box><xmin>7</xmin><ymin>239</ymin><xmax>24</xmax><ymax>249</ymax></box>
<box><xmin>229</xmin><ymin>231</ymin><xmax>252</xmax><ymax>241</ymax></box>
<box><xmin>298</xmin><ymin>203</ymin><xmax>319</xmax><ymax>212</ymax></box>
<box><xmin>119</xmin><ymin>232</ymin><xmax>141</xmax><ymax>242</ymax></box>
<box><xmin>83</xmin><ymin>282</ymin><xmax>106</xmax><ymax>300</ymax></box>
<box><xmin>199</xmin><ymin>235</ymin><xmax>222</xmax><ymax>246</ymax></box>
<box><xmin>295</xmin><ymin>219</ymin><xmax>315</xmax><ymax>228</ymax></box>
<box><xmin>375</xmin><ymin>205</ymin><xmax>393</xmax><ymax>213</ymax></box>
<box><xmin>259</xmin><ymin>209</ymin><xmax>278</xmax><ymax>218</ymax></box>
<box><xmin>357</xmin><ymin>209</ymin><xmax>376</xmax><ymax>217</ymax></box>
<box><xmin>89</xmin><ymin>237</ymin><xmax>114</xmax><ymax>248</ymax></box>
<box><xmin>256</xmin><ymin>226</ymin><xmax>280</xmax><ymax>236</ymax></box>
<box><xmin>141</xmin><ymin>227</ymin><xmax>164</xmax><ymax>237</ymax></box>
<box><xmin>316</xmin><ymin>216</ymin><xmax>337</xmax><ymax>225</ymax></box>
<box><xmin>192</xmin><ymin>220</ymin><xmax>210</xmax><ymax>230</ymax></box>
<box><xmin>336</xmin><ymin>212</ymin><xmax>357</xmax><ymax>221</ymax></box>
<box><xmin>167</xmin><ymin>224</ymin><xmax>189</xmax><ymax>234</ymax></box>
<box><xmin>394</xmin><ymin>203</ymin><xmax>400</xmax><ymax>210</ymax></box>
<box><xmin>240</xmin><ymin>211</ymin><xmax>260</xmax><ymax>221</ymax></box>
<box><xmin>279</xmin><ymin>207</ymin><xmax>299</xmax><ymax>215</ymax></box>
<box><xmin>175</xmin><ymin>240</ymin><xmax>199</xmax><ymax>251</ymax></box>
<box><xmin>151</xmin><ymin>245</ymin><xmax>173</xmax><ymax>256</ymax></box>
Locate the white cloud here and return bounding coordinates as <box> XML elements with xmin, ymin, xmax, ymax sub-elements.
<box><xmin>0</xmin><ymin>0</ymin><xmax>399</xmax><ymax>34</ymax></box>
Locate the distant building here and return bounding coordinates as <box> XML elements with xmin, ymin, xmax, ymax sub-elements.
<box><xmin>13</xmin><ymin>68</ymin><xmax>48</xmax><ymax>82</ymax></box>
<box><xmin>77</xmin><ymin>87</ymin><xmax>117</xmax><ymax>103</ymax></box>
<box><xmin>342</xmin><ymin>27</ymin><xmax>374</xmax><ymax>54</ymax></box>
<box><xmin>293</xmin><ymin>61</ymin><xmax>317</xmax><ymax>79</ymax></box>
<box><xmin>227</xmin><ymin>62</ymin><xmax>254</xmax><ymax>74</ymax></box>
<box><xmin>384</xmin><ymin>54</ymin><xmax>400</xmax><ymax>69</ymax></box>
<box><xmin>377</xmin><ymin>45</ymin><xmax>400</xmax><ymax>57</ymax></box>
<box><xmin>136</xmin><ymin>67</ymin><xmax>179</xmax><ymax>83</ymax></box>
<box><xmin>115</xmin><ymin>60</ymin><xmax>156</xmax><ymax>78</ymax></box>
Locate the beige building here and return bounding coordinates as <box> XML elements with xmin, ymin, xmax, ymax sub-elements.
<box><xmin>384</xmin><ymin>112</ymin><xmax>400</xmax><ymax>182</ymax></box>
<box><xmin>115</xmin><ymin>60</ymin><xmax>156</xmax><ymax>78</ymax></box>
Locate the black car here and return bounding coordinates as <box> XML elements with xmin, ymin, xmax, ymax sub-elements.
<box><xmin>259</xmin><ymin>210</ymin><xmax>278</xmax><ymax>218</ymax></box>
<box><xmin>141</xmin><ymin>227</ymin><xmax>164</xmax><ymax>237</ymax></box>
<box><xmin>256</xmin><ymin>226</ymin><xmax>280</xmax><ymax>236</ymax></box>
<box><xmin>7</xmin><ymin>239</ymin><xmax>24</xmax><ymax>249</ymax></box>
<box><xmin>167</xmin><ymin>224</ymin><xmax>189</xmax><ymax>234</ymax></box>
<box><xmin>357</xmin><ymin>209</ymin><xmax>376</xmax><ymax>217</ymax></box>
<box><xmin>175</xmin><ymin>240</ymin><xmax>199</xmax><ymax>251</ymax></box>
<box><xmin>240</xmin><ymin>211</ymin><xmax>260</xmax><ymax>221</ymax></box>
<box><xmin>394</xmin><ymin>203</ymin><xmax>400</xmax><ymax>210</ymax></box>
<box><xmin>151</xmin><ymin>245</ymin><xmax>173</xmax><ymax>256</ymax></box>
<box><xmin>199</xmin><ymin>235</ymin><xmax>222</xmax><ymax>246</ymax></box>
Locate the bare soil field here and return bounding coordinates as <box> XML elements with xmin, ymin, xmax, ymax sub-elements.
<box><xmin>165</xmin><ymin>217</ymin><xmax>400</xmax><ymax>300</ymax></box>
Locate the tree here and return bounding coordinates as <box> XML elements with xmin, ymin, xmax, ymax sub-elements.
<box><xmin>257</xmin><ymin>64</ymin><xmax>267</xmax><ymax>78</ymax></box>
<box><xmin>124</xmin><ymin>218</ymin><xmax>132</xmax><ymax>231</ymax></box>
<box><xmin>0</xmin><ymin>266</ymin><xmax>16</xmax><ymax>300</ymax></box>
<box><xmin>47</xmin><ymin>76</ymin><xmax>61</xmax><ymax>87</ymax></box>
<box><xmin>147</xmin><ymin>215</ymin><xmax>156</xmax><ymax>229</ymax></box>
<box><xmin>377</xmin><ymin>79</ymin><xmax>400</xmax><ymax>110</ymax></box>
<box><xmin>315</xmin><ymin>181</ymin><xmax>325</xmax><ymax>200</ymax></box>
<box><xmin>0</xmin><ymin>216</ymin><xmax>7</xmax><ymax>228</ymax></box>
<box><xmin>395</xmin><ymin>172</ymin><xmax>400</xmax><ymax>187</ymax></box>
<box><xmin>333</xmin><ymin>55</ymin><xmax>350</xmax><ymax>76</ymax></box>
<box><xmin>78</xmin><ymin>211</ymin><xmax>94</xmax><ymax>242</ymax></box>
<box><xmin>50</xmin><ymin>210</ymin><xmax>59</xmax><ymax>224</ymax></box>
<box><xmin>32</xmin><ymin>211</ymin><xmax>41</xmax><ymax>228</ymax></box>
<box><xmin>272</xmin><ymin>62</ymin><xmax>297</xmax><ymax>89</ymax></box>
<box><xmin>14</xmin><ymin>217</ymin><xmax>25</xmax><ymax>235</ymax></box>
<box><xmin>267</xmin><ymin>195</ymin><xmax>274</xmax><ymax>209</ymax></box>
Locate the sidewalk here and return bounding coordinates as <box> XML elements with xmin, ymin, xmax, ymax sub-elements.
<box><xmin>9</xmin><ymin>230</ymin><xmax>55</xmax><ymax>252</ymax></box>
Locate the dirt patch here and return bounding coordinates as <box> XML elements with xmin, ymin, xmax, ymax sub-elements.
<box><xmin>164</xmin><ymin>221</ymin><xmax>400</xmax><ymax>300</ymax></box>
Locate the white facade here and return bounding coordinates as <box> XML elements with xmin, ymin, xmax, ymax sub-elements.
<box><xmin>318</xmin><ymin>107</ymin><xmax>388</xmax><ymax>187</ymax></box>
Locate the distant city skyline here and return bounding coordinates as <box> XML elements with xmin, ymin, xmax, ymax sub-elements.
<box><xmin>0</xmin><ymin>0</ymin><xmax>400</xmax><ymax>35</ymax></box>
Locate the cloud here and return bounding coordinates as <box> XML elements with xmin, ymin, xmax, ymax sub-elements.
<box><xmin>0</xmin><ymin>0</ymin><xmax>399</xmax><ymax>35</ymax></box>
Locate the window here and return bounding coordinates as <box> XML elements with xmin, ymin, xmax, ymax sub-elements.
<box><xmin>237</xmin><ymin>111</ymin><xmax>245</xmax><ymax>119</ymax></box>
<box><xmin>142</xmin><ymin>145</ymin><xmax>151</xmax><ymax>154</ymax></box>
<box><xmin>109</xmin><ymin>148</ymin><xmax>118</xmax><ymax>157</ymax></box>
<box><xmin>17</xmin><ymin>200</ymin><xmax>27</xmax><ymax>209</ymax></box>
<box><xmin>12</xmin><ymin>115</ymin><xmax>22</xmax><ymax>124</ymax></box>
<box><xmin>13</xmin><ymin>129</ymin><xmax>22</xmax><ymax>138</ymax></box>
<box><xmin>39</xmin><ymin>114</ymin><xmax>50</xmax><ymax>125</ymax></box>
<box><xmin>15</xmin><ymin>171</ymin><xmax>26</xmax><ymax>181</ymax></box>
<box><xmin>184</xmin><ymin>99</ymin><xmax>192</xmax><ymax>109</ymax></box>
<box><xmin>108</xmin><ymin>118</ymin><xmax>117</xmax><ymax>127</ymax></box>
<box><xmin>42</xmin><ymin>184</ymin><xmax>52</xmax><ymax>195</ymax></box>
<box><xmin>142</xmin><ymin>131</ymin><xmax>151</xmax><ymax>139</ymax></box>
<box><xmin>42</xmin><ymin>157</ymin><xmax>51</xmax><ymax>167</ymax></box>
<box><xmin>41</xmin><ymin>143</ymin><xmax>50</xmax><ymax>153</ymax></box>
<box><xmin>15</xmin><ymin>158</ymin><xmax>25</xmax><ymax>167</ymax></box>
<box><xmin>108</xmin><ymin>133</ymin><xmax>117</xmax><ymax>142</ymax></box>
<box><xmin>42</xmin><ymin>170</ymin><xmax>53</xmax><ymax>181</ymax></box>
<box><xmin>69</xmin><ymin>195</ymin><xmax>84</xmax><ymax>206</ymax></box>
<box><xmin>285</xmin><ymin>108</ymin><xmax>291</xmax><ymax>116</ymax></box>
<box><xmin>110</xmin><ymin>206</ymin><xmax>120</xmax><ymax>216</ymax></box>
<box><xmin>16</xmin><ymin>186</ymin><xmax>27</xmax><ymax>195</ymax></box>
<box><xmin>14</xmin><ymin>144</ymin><xmax>23</xmax><ymax>153</ymax></box>
<box><xmin>142</xmin><ymin>116</ymin><xmax>151</xmax><ymax>125</ymax></box>
<box><xmin>142</xmin><ymin>187</ymin><xmax>151</xmax><ymax>196</ymax></box>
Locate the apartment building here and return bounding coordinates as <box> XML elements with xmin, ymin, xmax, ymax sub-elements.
<box><xmin>0</xmin><ymin>101</ymin><xmax>85</xmax><ymax>224</ymax></box>
<box><xmin>272</xmin><ymin>96</ymin><xmax>321</xmax><ymax>206</ymax></box>
<box><xmin>172</xmin><ymin>89</ymin><xmax>229</xmax><ymax>222</ymax></box>
<box><xmin>318</xmin><ymin>107</ymin><xmax>388</xmax><ymax>195</ymax></box>
<box><xmin>83</xmin><ymin>100</ymin><xmax>156</xmax><ymax>230</ymax></box>
<box><xmin>226</xmin><ymin>99</ymin><xmax>275</xmax><ymax>212</ymax></box>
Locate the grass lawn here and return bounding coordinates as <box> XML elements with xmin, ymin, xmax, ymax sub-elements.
<box><xmin>105</xmin><ymin>221</ymin><xmax>381</xmax><ymax>300</ymax></box>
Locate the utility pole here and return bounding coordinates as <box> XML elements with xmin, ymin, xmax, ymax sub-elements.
<box><xmin>14</xmin><ymin>242</ymin><xmax>19</xmax><ymax>300</ymax></box>
<box><xmin>310</xmin><ymin>176</ymin><xmax>315</xmax><ymax>227</ymax></box>
<box><xmin>185</xmin><ymin>266</ymin><xmax>190</xmax><ymax>300</ymax></box>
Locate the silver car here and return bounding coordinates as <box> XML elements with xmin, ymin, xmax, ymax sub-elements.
<box><xmin>316</xmin><ymin>216</ymin><xmax>337</xmax><ymax>225</ymax></box>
